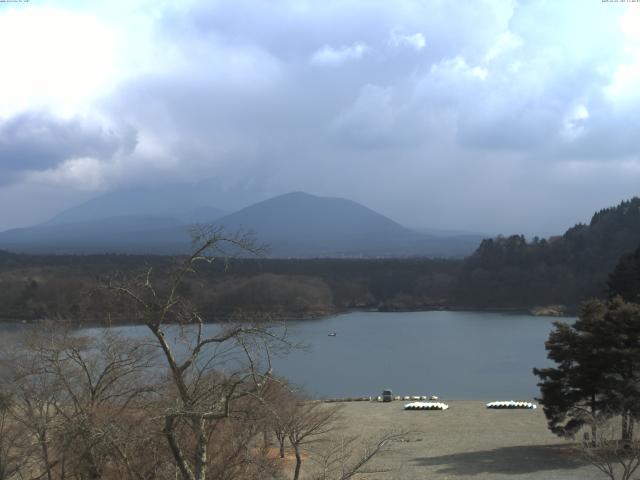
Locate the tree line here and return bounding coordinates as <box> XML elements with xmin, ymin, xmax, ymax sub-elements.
<box><xmin>0</xmin><ymin>255</ymin><xmax>459</xmax><ymax>323</ymax></box>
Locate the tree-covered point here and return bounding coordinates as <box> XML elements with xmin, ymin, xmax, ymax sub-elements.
<box><xmin>455</xmin><ymin>197</ymin><xmax>640</xmax><ymax>309</ymax></box>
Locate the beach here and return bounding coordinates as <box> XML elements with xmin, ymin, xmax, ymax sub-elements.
<box><xmin>302</xmin><ymin>400</ymin><xmax>603</xmax><ymax>480</ymax></box>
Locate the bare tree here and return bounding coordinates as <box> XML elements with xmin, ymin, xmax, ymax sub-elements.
<box><xmin>108</xmin><ymin>227</ymin><xmax>288</xmax><ymax>480</ymax></box>
<box><xmin>0</xmin><ymin>391</ymin><xmax>31</xmax><ymax>480</ymax></box>
<box><xmin>249</xmin><ymin>366</ymin><xmax>405</xmax><ymax>480</ymax></box>
<box><xmin>286</xmin><ymin>402</ymin><xmax>342</xmax><ymax>480</ymax></box>
<box><xmin>1</xmin><ymin>323</ymin><xmax>159</xmax><ymax>480</ymax></box>
<box><xmin>260</xmin><ymin>378</ymin><xmax>299</xmax><ymax>459</ymax></box>
<box><xmin>34</xmin><ymin>327</ymin><xmax>156</xmax><ymax>480</ymax></box>
<box><xmin>308</xmin><ymin>431</ymin><xmax>406</xmax><ymax>480</ymax></box>
<box><xmin>581</xmin><ymin>414</ymin><xmax>640</xmax><ymax>480</ymax></box>
<box><xmin>8</xmin><ymin>342</ymin><xmax>63</xmax><ymax>480</ymax></box>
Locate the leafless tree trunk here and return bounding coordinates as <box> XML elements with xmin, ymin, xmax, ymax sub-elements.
<box><xmin>581</xmin><ymin>415</ymin><xmax>640</xmax><ymax>480</ymax></box>
<box><xmin>109</xmin><ymin>227</ymin><xmax>287</xmax><ymax>480</ymax></box>
<box><xmin>286</xmin><ymin>402</ymin><xmax>342</xmax><ymax>480</ymax></box>
<box><xmin>0</xmin><ymin>392</ymin><xmax>31</xmax><ymax>480</ymax></box>
<box><xmin>308</xmin><ymin>430</ymin><xmax>407</xmax><ymax>480</ymax></box>
<box><xmin>1</xmin><ymin>322</ymin><xmax>159</xmax><ymax>480</ymax></box>
<box><xmin>260</xmin><ymin>378</ymin><xmax>298</xmax><ymax>459</ymax></box>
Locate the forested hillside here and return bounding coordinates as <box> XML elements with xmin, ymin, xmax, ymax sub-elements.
<box><xmin>454</xmin><ymin>198</ymin><xmax>640</xmax><ymax>309</ymax></box>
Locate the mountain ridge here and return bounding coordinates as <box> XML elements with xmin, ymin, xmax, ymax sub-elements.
<box><xmin>0</xmin><ymin>191</ymin><xmax>482</xmax><ymax>257</ymax></box>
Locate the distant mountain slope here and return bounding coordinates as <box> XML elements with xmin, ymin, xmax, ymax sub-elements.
<box><xmin>5</xmin><ymin>182</ymin><xmax>229</xmax><ymax>254</ymax></box>
<box><xmin>46</xmin><ymin>185</ymin><xmax>227</xmax><ymax>225</ymax></box>
<box><xmin>0</xmin><ymin>216</ymin><xmax>190</xmax><ymax>254</ymax></box>
<box><xmin>455</xmin><ymin>197</ymin><xmax>640</xmax><ymax>309</ymax></box>
<box><xmin>214</xmin><ymin>192</ymin><xmax>479</xmax><ymax>257</ymax></box>
<box><xmin>0</xmin><ymin>191</ymin><xmax>481</xmax><ymax>257</ymax></box>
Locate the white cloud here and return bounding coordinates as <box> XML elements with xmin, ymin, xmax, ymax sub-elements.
<box><xmin>561</xmin><ymin>104</ymin><xmax>590</xmax><ymax>141</ymax></box>
<box><xmin>606</xmin><ymin>55</ymin><xmax>640</xmax><ymax>102</ymax></box>
<box><xmin>0</xmin><ymin>7</ymin><xmax>120</xmax><ymax>118</ymax></box>
<box><xmin>27</xmin><ymin>157</ymin><xmax>110</xmax><ymax>192</ymax></box>
<box><xmin>310</xmin><ymin>42</ymin><xmax>370</xmax><ymax>66</ymax></box>
<box><xmin>605</xmin><ymin>7</ymin><xmax>640</xmax><ymax>103</ymax></box>
<box><xmin>620</xmin><ymin>5</ymin><xmax>640</xmax><ymax>42</ymax></box>
<box><xmin>429</xmin><ymin>56</ymin><xmax>488</xmax><ymax>81</ymax></box>
<box><xmin>484</xmin><ymin>30</ymin><xmax>523</xmax><ymax>62</ymax></box>
<box><xmin>390</xmin><ymin>31</ymin><xmax>426</xmax><ymax>51</ymax></box>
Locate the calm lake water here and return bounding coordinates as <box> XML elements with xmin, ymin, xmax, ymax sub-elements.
<box><xmin>273</xmin><ymin>311</ymin><xmax>565</xmax><ymax>400</ymax></box>
<box><xmin>1</xmin><ymin>311</ymin><xmax>569</xmax><ymax>400</ymax></box>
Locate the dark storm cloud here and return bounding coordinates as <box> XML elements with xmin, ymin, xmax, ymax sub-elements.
<box><xmin>0</xmin><ymin>111</ymin><xmax>137</xmax><ymax>181</ymax></box>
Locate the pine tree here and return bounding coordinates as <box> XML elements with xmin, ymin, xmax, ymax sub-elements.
<box><xmin>609</xmin><ymin>244</ymin><xmax>640</xmax><ymax>303</ymax></box>
<box><xmin>534</xmin><ymin>299</ymin><xmax>611</xmax><ymax>440</ymax></box>
<box><xmin>598</xmin><ymin>298</ymin><xmax>640</xmax><ymax>444</ymax></box>
<box><xmin>535</xmin><ymin>298</ymin><xmax>640</xmax><ymax>443</ymax></box>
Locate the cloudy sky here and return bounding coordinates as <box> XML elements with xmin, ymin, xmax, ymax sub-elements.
<box><xmin>0</xmin><ymin>0</ymin><xmax>639</xmax><ymax>236</ymax></box>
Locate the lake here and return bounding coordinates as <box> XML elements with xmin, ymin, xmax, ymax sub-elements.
<box><xmin>0</xmin><ymin>311</ymin><xmax>568</xmax><ymax>400</ymax></box>
<box><xmin>273</xmin><ymin>311</ymin><xmax>565</xmax><ymax>400</ymax></box>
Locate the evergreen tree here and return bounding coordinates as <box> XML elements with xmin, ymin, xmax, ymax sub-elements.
<box><xmin>599</xmin><ymin>297</ymin><xmax>640</xmax><ymax>443</ymax></box>
<box><xmin>609</xmin><ymin>244</ymin><xmax>640</xmax><ymax>303</ymax></box>
<box><xmin>535</xmin><ymin>298</ymin><xmax>640</xmax><ymax>443</ymax></box>
<box><xmin>534</xmin><ymin>299</ymin><xmax>611</xmax><ymax>440</ymax></box>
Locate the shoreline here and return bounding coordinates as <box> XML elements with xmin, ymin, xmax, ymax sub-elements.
<box><xmin>0</xmin><ymin>304</ymin><xmax>574</xmax><ymax>328</ymax></box>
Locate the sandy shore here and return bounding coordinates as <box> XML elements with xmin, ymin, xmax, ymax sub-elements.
<box><xmin>302</xmin><ymin>400</ymin><xmax>603</xmax><ymax>480</ymax></box>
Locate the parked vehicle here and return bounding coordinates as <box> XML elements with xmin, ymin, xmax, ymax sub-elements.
<box><xmin>382</xmin><ymin>389</ymin><xmax>393</xmax><ymax>402</ymax></box>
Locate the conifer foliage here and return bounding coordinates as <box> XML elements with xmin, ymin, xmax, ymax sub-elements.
<box><xmin>534</xmin><ymin>298</ymin><xmax>640</xmax><ymax>443</ymax></box>
<box><xmin>609</xmin><ymin>244</ymin><xmax>640</xmax><ymax>303</ymax></box>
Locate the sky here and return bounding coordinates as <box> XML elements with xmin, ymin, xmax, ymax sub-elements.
<box><xmin>0</xmin><ymin>0</ymin><xmax>639</xmax><ymax>236</ymax></box>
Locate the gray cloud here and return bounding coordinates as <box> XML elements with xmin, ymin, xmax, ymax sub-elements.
<box><xmin>98</xmin><ymin>0</ymin><xmax>640</xmax><ymax>235</ymax></box>
<box><xmin>136</xmin><ymin>0</ymin><xmax>638</xmax><ymax>158</ymax></box>
<box><xmin>1</xmin><ymin>0</ymin><xmax>640</xmax><ymax>235</ymax></box>
<box><xmin>0</xmin><ymin>111</ymin><xmax>137</xmax><ymax>183</ymax></box>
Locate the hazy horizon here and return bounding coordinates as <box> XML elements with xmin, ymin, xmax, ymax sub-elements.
<box><xmin>1</xmin><ymin>1</ymin><xmax>639</xmax><ymax>237</ymax></box>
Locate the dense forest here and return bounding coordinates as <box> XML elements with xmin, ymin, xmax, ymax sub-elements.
<box><xmin>456</xmin><ymin>197</ymin><xmax>640</xmax><ymax>310</ymax></box>
<box><xmin>1</xmin><ymin>197</ymin><xmax>640</xmax><ymax>322</ymax></box>
<box><xmin>0</xmin><ymin>252</ymin><xmax>459</xmax><ymax>322</ymax></box>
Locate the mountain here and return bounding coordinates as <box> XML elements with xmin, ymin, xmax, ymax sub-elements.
<box><xmin>4</xmin><ymin>182</ymin><xmax>230</xmax><ymax>254</ymax></box>
<box><xmin>0</xmin><ymin>191</ymin><xmax>481</xmax><ymax>257</ymax></box>
<box><xmin>215</xmin><ymin>192</ymin><xmax>480</xmax><ymax>257</ymax></box>
<box><xmin>45</xmin><ymin>185</ymin><xmax>228</xmax><ymax>226</ymax></box>
<box><xmin>0</xmin><ymin>216</ymin><xmax>189</xmax><ymax>254</ymax></box>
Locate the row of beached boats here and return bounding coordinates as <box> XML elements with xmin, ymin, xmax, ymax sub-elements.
<box><xmin>402</xmin><ymin>400</ymin><xmax>537</xmax><ymax>410</ymax></box>
<box><xmin>485</xmin><ymin>400</ymin><xmax>537</xmax><ymax>409</ymax></box>
<box><xmin>404</xmin><ymin>401</ymin><xmax>450</xmax><ymax>410</ymax></box>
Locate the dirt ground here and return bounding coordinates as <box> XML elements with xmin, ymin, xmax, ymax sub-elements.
<box><xmin>300</xmin><ymin>400</ymin><xmax>605</xmax><ymax>480</ymax></box>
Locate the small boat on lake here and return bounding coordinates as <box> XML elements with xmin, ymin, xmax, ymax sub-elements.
<box><xmin>328</xmin><ymin>332</ymin><xmax>337</xmax><ymax>337</ymax></box>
